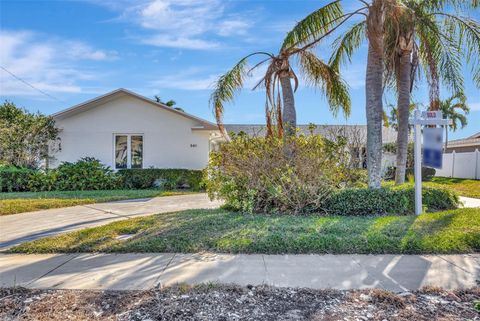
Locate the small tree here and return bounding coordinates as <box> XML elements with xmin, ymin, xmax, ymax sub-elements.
<box><xmin>0</xmin><ymin>101</ymin><xmax>60</xmax><ymax>169</ymax></box>
<box><xmin>154</xmin><ymin>95</ymin><xmax>184</xmax><ymax>112</ymax></box>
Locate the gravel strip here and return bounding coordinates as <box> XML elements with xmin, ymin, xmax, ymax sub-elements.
<box><xmin>1</xmin><ymin>285</ymin><xmax>479</xmax><ymax>321</ymax></box>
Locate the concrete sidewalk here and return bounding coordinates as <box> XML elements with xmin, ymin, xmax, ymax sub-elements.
<box><xmin>1</xmin><ymin>253</ymin><xmax>478</xmax><ymax>292</ymax></box>
<box><xmin>460</xmin><ymin>196</ymin><xmax>480</xmax><ymax>208</ymax></box>
<box><xmin>0</xmin><ymin>194</ymin><xmax>222</xmax><ymax>251</ymax></box>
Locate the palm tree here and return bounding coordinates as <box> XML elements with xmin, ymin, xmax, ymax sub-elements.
<box><xmin>283</xmin><ymin>0</ymin><xmax>479</xmax><ymax>187</ymax></box>
<box><xmin>440</xmin><ymin>92</ymin><xmax>470</xmax><ymax>130</ymax></box>
<box><xmin>384</xmin><ymin>8</ymin><xmax>415</xmax><ymax>184</ymax></box>
<box><xmin>440</xmin><ymin>92</ymin><xmax>470</xmax><ymax>151</ymax></box>
<box><xmin>154</xmin><ymin>95</ymin><xmax>177</xmax><ymax>107</ymax></box>
<box><xmin>383</xmin><ymin>1</ymin><xmax>480</xmax><ymax>184</ymax></box>
<box><xmin>282</xmin><ymin>0</ymin><xmax>392</xmax><ymax>188</ymax></box>
<box><xmin>385</xmin><ymin>103</ymin><xmax>416</xmax><ymax>131</ymax></box>
<box><xmin>210</xmin><ymin>47</ymin><xmax>351</xmax><ymax>140</ymax></box>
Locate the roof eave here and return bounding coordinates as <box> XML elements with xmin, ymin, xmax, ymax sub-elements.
<box><xmin>52</xmin><ymin>88</ymin><xmax>217</xmax><ymax>129</ymax></box>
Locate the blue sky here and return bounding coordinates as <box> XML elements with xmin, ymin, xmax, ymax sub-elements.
<box><xmin>0</xmin><ymin>0</ymin><xmax>478</xmax><ymax>139</ymax></box>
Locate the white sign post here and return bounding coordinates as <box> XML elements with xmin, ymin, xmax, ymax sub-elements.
<box><xmin>410</xmin><ymin>110</ymin><xmax>452</xmax><ymax>215</ymax></box>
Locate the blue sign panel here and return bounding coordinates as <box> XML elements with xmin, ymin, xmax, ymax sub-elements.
<box><xmin>423</xmin><ymin>148</ymin><xmax>442</xmax><ymax>168</ymax></box>
<box><xmin>423</xmin><ymin>128</ymin><xmax>443</xmax><ymax>169</ymax></box>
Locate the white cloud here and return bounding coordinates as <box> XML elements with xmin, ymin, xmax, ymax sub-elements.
<box><xmin>68</xmin><ymin>42</ymin><xmax>118</xmax><ymax>61</ymax></box>
<box><xmin>97</xmin><ymin>0</ymin><xmax>253</xmax><ymax>50</ymax></box>
<box><xmin>152</xmin><ymin>68</ymin><xmax>219</xmax><ymax>90</ymax></box>
<box><xmin>0</xmin><ymin>30</ymin><xmax>115</xmax><ymax>96</ymax></box>
<box><xmin>141</xmin><ymin>35</ymin><xmax>219</xmax><ymax>50</ymax></box>
<box><xmin>152</xmin><ymin>57</ymin><xmax>273</xmax><ymax>91</ymax></box>
<box><xmin>136</xmin><ymin>0</ymin><xmax>222</xmax><ymax>35</ymax></box>
<box><xmin>217</xmin><ymin>18</ymin><xmax>251</xmax><ymax>37</ymax></box>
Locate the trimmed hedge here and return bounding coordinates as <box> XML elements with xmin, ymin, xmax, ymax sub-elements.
<box><xmin>0</xmin><ymin>166</ymin><xmax>33</xmax><ymax>192</ymax></box>
<box><xmin>1</xmin><ymin>160</ymin><xmax>203</xmax><ymax>192</ymax></box>
<box><xmin>0</xmin><ymin>158</ymin><xmax>120</xmax><ymax>192</ymax></box>
<box><xmin>325</xmin><ymin>185</ymin><xmax>459</xmax><ymax>216</ymax></box>
<box><xmin>118</xmin><ymin>168</ymin><xmax>204</xmax><ymax>191</ymax></box>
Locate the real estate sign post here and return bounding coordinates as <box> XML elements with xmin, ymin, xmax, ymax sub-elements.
<box><xmin>410</xmin><ymin>111</ymin><xmax>452</xmax><ymax>215</ymax></box>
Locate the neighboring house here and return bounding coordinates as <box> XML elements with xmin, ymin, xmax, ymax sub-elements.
<box><xmin>50</xmin><ymin>89</ymin><xmax>221</xmax><ymax>170</ymax></box>
<box><xmin>444</xmin><ymin>131</ymin><xmax>480</xmax><ymax>153</ymax></box>
<box><xmin>223</xmin><ymin>124</ymin><xmax>399</xmax><ymax>170</ymax></box>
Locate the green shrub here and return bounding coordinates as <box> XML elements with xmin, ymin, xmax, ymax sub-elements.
<box><xmin>348</xmin><ymin>169</ymin><xmax>368</xmax><ymax>187</ymax></box>
<box><xmin>118</xmin><ymin>168</ymin><xmax>204</xmax><ymax>191</ymax></box>
<box><xmin>205</xmin><ymin>133</ymin><xmax>364</xmax><ymax>214</ymax></box>
<box><xmin>0</xmin><ymin>158</ymin><xmax>202</xmax><ymax>192</ymax></box>
<box><xmin>27</xmin><ymin>170</ymin><xmax>58</xmax><ymax>192</ymax></box>
<box><xmin>0</xmin><ymin>165</ymin><xmax>34</xmax><ymax>192</ymax></box>
<box><xmin>325</xmin><ymin>185</ymin><xmax>458</xmax><ymax>216</ymax></box>
<box><xmin>54</xmin><ymin>157</ymin><xmax>120</xmax><ymax>191</ymax></box>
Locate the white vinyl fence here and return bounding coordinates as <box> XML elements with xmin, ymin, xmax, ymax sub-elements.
<box><xmin>435</xmin><ymin>149</ymin><xmax>480</xmax><ymax>179</ymax></box>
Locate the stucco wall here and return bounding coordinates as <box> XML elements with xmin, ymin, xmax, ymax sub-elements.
<box><xmin>51</xmin><ymin>95</ymin><xmax>212</xmax><ymax>170</ymax></box>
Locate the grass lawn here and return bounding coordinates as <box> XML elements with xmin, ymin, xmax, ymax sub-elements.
<box><xmin>10</xmin><ymin>207</ymin><xmax>480</xmax><ymax>255</ymax></box>
<box><xmin>0</xmin><ymin>190</ymin><xmax>193</xmax><ymax>216</ymax></box>
<box><xmin>425</xmin><ymin>177</ymin><xmax>480</xmax><ymax>199</ymax></box>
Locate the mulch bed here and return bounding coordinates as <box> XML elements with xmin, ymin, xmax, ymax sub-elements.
<box><xmin>1</xmin><ymin>285</ymin><xmax>479</xmax><ymax>321</ymax></box>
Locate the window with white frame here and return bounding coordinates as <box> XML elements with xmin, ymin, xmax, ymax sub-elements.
<box><xmin>114</xmin><ymin>134</ymin><xmax>143</xmax><ymax>169</ymax></box>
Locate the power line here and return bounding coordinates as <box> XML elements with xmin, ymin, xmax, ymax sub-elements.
<box><xmin>0</xmin><ymin>65</ymin><xmax>64</xmax><ymax>102</ymax></box>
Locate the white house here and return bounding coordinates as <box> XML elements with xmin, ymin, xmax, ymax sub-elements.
<box><xmin>50</xmin><ymin>88</ymin><xmax>222</xmax><ymax>170</ymax></box>
<box><xmin>50</xmin><ymin>88</ymin><xmax>400</xmax><ymax>172</ymax></box>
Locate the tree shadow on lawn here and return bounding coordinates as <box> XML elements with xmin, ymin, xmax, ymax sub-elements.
<box><xmin>9</xmin><ymin>208</ymin><xmax>479</xmax><ymax>255</ymax></box>
<box><xmin>431</xmin><ymin>177</ymin><xmax>473</xmax><ymax>184</ymax></box>
<box><xmin>401</xmin><ymin>210</ymin><xmax>480</xmax><ymax>254</ymax></box>
<box><xmin>102</xmin><ymin>209</ymin><xmax>475</xmax><ymax>255</ymax></box>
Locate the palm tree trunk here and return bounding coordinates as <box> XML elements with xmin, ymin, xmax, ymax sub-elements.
<box><xmin>365</xmin><ymin>0</ymin><xmax>384</xmax><ymax>189</ymax></box>
<box><xmin>365</xmin><ymin>45</ymin><xmax>383</xmax><ymax>189</ymax></box>
<box><xmin>395</xmin><ymin>53</ymin><xmax>412</xmax><ymax>184</ymax></box>
<box><xmin>279</xmin><ymin>71</ymin><xmax>296</xmax><ymax>137</ymax></box>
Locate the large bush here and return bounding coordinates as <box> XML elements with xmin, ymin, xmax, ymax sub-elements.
<box><xmin>205</xmin><ymin>133</ymin><xmax>365</xmax><ymax>214</ymax></box>
<box><xmin>0</xmin><ymin>165</ymin><xmax>34</xmax><ymax>192</ymax></box>
<box><xmin>119</xmin><ymin>168</ymin><xmax>204</xmax><ymax>191</ymax></box>
<box><xmin>0</xmin><ymin>101</ymin><xmax>60</xmax><ymax>169</ymax></box>
<box><xmin>325</xmin><ymin>185</ymin><xmax>458</xmax><ymax>215</ymax></box>
<box><xmin>54</xmin><ymin>157</ymin><xmax>120</xmax><ymax>191</ymax></box>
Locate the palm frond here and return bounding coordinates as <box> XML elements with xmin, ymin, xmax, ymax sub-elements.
<box><xmin>382</xmin><ymin>110</ymin><xmax>390</xmax><ymax>127</ymax></box>
<box><xmin>281</xmin><ymin>0</ymin><xmax>344</xmax><ymax>50</ymax></box>
<box><xmin>414</xmin><ymin>11</ymin><xmax>464</xmax><ymax>108</ymax></box>
<box><xmin>329</xmin><ymin>20</ymin><xmax>367</xmax><ymax>70</ymax></box>
<box><xmin>297</xmin><ymin>50</ymin><xmax>351</xmax><ymax>117</ymax></box>
<box><xmin>210</xmin><ymin>58</ymin><xmax>249</xmax><ymax>137</ymax></box>
<box><xmin>439</xmin><ymin>14</ymin><xmax>480</xmax><ymax>86</ymax></box>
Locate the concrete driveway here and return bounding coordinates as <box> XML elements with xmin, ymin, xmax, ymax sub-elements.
<box><xmin>0</xmin><ymin>193</ymin><xmax>222</xmax><ymax>251</ymax></box>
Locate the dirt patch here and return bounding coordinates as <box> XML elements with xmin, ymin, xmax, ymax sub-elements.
<box><xmin>1</xmin><ymin>285</ymin><xmax>479</xmax><ymax>321</ymax></box>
